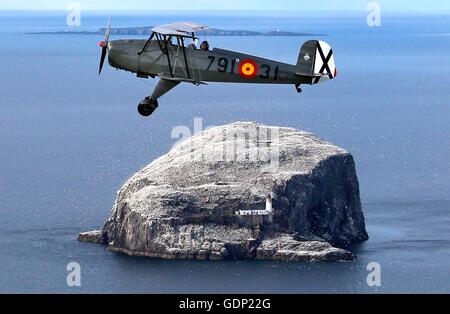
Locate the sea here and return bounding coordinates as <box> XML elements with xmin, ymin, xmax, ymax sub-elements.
<box><xmin>0</xmin><ymin>11</ymin><xmax>449</xmax><ymax>293</ymax></box>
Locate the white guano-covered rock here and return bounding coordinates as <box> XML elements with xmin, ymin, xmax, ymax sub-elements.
<box><xmin>79</xmin><ymin>122</ymin><xmax>368</xmax><ymax>262</ymax></box>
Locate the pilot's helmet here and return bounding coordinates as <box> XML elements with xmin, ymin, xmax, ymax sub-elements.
<box><xmin>200</xmin><ymin>41</ymin><xmax>209</xmax><ymax>51</ymax></box>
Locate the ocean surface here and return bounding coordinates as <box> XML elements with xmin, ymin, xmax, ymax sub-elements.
<box><xmin>0</xmin><ymin>11</ymin><xmax>449</xmax><ymax>293</ymax></box>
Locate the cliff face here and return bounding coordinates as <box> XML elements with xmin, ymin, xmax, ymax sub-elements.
<box><xmin>80</xmin><ymin>122</ymin><xmax>368</xmax><ymax>262</ymax></box>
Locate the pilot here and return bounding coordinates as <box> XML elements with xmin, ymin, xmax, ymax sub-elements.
<box><xmin>200</xmin><ymin>40</ymin><xmax>209</xmax><ymax>51</ymax></box>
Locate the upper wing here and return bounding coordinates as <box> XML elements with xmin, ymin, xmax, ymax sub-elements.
<box><xmin>151</xmin><ymin>22</ymin><xmax>208</xmax><ymax>38</ymax></box>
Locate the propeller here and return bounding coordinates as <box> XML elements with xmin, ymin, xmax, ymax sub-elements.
<box><xmin>98</xmin><ymin>18</ymin><xmax>111</xmax><ymax>75</ymax></box>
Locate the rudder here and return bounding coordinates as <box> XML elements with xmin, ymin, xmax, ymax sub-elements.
<box><xmin>297</xmin><ymin>40</ymin><xmax>337</xmax><ymax>84</ymax></box>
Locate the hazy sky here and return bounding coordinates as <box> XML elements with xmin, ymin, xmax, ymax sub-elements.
<box><xmin>1</xmin><ymin>0</ymin><xmax>450</xmax><ymax>12</ymax></box>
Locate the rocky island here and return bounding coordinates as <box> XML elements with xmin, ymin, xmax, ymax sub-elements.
<box><xmin>79</xmin><ymin>122</ymin><xmax>368</xmax><ymax>262</ymax></box>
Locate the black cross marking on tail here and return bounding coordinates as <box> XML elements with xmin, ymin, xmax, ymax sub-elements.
<box><xmin>313</xmin><ymin>44</ymin><xmax>334</xmax><ymax>84</ymax></box>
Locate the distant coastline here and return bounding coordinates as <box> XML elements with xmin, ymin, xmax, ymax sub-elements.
<box><xmin>27</xmin><ymin>26</ymin><xmax>326</xmax><ymax>37</ymax></box>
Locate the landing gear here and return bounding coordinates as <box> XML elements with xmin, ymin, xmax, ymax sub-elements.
<box><xmin>137</xmin><ymin>97</ymin><xmax>158</xmax><ymax>117</ymax></box>
<box><xmin>295</xmin><ymin>83</ymin><xmax>302</xmax><ymax>93</ymax></box>
<box><xmin>136</xmin><ymin>79</ymin><xmax>180</xmax><ymax>117</ymax></box>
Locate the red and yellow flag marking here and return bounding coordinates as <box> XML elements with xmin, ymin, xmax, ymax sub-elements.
<box><xmin>238</xmin><ymin>59</ymin><xmax>258</xmax><ymax>79</ymax></box>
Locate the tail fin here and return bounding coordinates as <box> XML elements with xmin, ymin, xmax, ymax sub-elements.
<box><xmin>296</xmin><ymin>40</ymin><xmax>337</xmax><ymax>84</ymax></box>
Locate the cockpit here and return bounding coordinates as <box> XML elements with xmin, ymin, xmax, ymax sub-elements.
<box><xmin>137</xmin><ymin>22</ymin><xmax>211</xmax><ymax>80</ymax></box>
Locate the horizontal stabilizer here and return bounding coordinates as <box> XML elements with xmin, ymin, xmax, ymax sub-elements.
<box><xmin>296</xmin><ymin>72</ymin><xmax>330</xmax><ymax>78</ymax></box>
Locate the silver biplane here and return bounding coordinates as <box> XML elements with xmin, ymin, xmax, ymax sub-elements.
<box><xmin>98</xmin><ymin>21</ymin><xmax>337</xmax><ymax>117</ymax></box>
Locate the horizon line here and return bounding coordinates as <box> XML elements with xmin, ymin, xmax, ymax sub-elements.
<box><xmin>1</xmin><ymin>9</ymin><xmax>450</xmax><ymax>13</ymax></box>
<box><xmin>1</xmin><ymin>9</ymin><xmax>450</xmax><ymax>17</ymax></box>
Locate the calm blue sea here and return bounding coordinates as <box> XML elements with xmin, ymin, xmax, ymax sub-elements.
<box><xmin>0</xmin><ymin>11</ymin><xmax>449</xmax><ymax>293</ymax></box>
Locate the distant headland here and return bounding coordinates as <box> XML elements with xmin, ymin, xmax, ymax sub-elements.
<box><xmin>27</xmin><ymin>26</ymin><xmax>326</xmax><ymax>37</ymax></box>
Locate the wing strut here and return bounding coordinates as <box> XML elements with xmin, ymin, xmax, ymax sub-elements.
<box><xmin>179</xmin><ymin>37</ymin><xmax>192</xmax><ymax>80</ymax></box>
<box><xmin>163</xmin><ymin>35</ymin><xmax>174</xmax><ymax>78</ymax></box>
<box><xmin>153</xmin><ymin>33</ymin><xmax>174</xmax><ymax>78</ymax></box>
<box><xmin>138</xmin><ymin>32</ymin><xmax>155</xmax><ymax>55</ymax></box>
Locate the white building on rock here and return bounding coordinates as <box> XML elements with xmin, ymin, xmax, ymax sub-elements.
<box><xmin>235</xmin><ymin>195</ymin><xmax>274</xmax><ymax>216</ymax></box>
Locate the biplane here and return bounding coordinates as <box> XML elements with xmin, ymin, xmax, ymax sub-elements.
<box><xmin>98</xmin><ymin>21</ymin><xmax>337</xmax><ymax>117</ymax></box>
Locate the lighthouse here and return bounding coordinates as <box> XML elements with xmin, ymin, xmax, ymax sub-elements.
<box><xmin>266</xmin><ymin>195</ymin><xmax>273</xmax><ymax>213</ymax></box>
<box><xmin>235</xmin><ymin>194</ymin><xmax>274</xmax><ymax>218</ymax></box>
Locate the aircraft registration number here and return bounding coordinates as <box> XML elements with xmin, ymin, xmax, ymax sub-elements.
<box><xmin>206</xmin><ymin>56</ymin><xmax>279</xmax><ymax>80</ymax></box>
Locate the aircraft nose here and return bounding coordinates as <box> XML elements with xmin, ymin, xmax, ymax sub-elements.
<box><xmin>106</xmin><ymin>41</ymin><xmax>118</xmax><ymax>67</ymax></box>
<box><xmin>106</xmin><ymin>41</ymin><xmax>139</xmax><ymax>73</ymax></box>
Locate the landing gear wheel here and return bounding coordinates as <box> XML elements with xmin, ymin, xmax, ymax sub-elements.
<box><xmin>137</xmin><ymin>103</ymin><xmax>153</xmax><ymax>117</ymax></box>
<box><xmin>295</xmin><ymin>83</ymin><xmax>302</xmax><ymax>93</ymax></box>
<box><xmin>137</xmin><ymin>97</ymin><xmax>158</xmax><ymax>117</ymax></box>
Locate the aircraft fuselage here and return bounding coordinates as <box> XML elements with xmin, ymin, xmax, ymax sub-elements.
<box><xmin>108</xmin><ymin>39</ymin><xmax>310</xmax><ymax>85</ymax></box>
